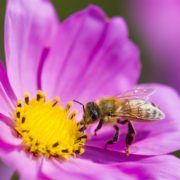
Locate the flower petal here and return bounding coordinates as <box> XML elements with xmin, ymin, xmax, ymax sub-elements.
<box><xmin>0</xmin><ymin>83</ymin><xmax>14</xmax><ymax>117</ymax></box>
<box><xmin>128</xmin><ymin>0</ymin><xmax>180</xmax><ymax>92</ymax></box>
<box><xmin>87</xmin><ymin>84</ymin><xmax>180</xmax><ymax>155</ymax></box>
<box><xmin>41</xmin><ymin>147</ymin><xmax>180</xmax><ymax>180</ymax></box>
<box><xmin>0</xmin><ymin>161</ymin><xmax>14</xmax><ymax>180</ymax></box>
<box><xmin>0</xmin><ymin>148</ymin><xmax>41</xmax><ymax>179</ymax></box>
<box><xmin>0</xmin><ymin>120</ymin><xmax>22</xmax><ymax>146</ymax></box>
<box><xmin>5</xmin><ymin>0</ymin><xmax>59</xmax><ymax>98</ymax></box>
<box><xmin>83</xmin><ymin>147</ymin><xmax>180</xmax><ymax>179</ymax></box>
<box><xmin>0</xmin><ymin>61</ymin><xmax>16</xmax><ymax>117</ymax></box>
<box><xmin>112</xmin><ymin>155</ymin><xmax>180</xmax><ymax>180</ymax></box>
<box><xmin>111</xmin><ymin>155</ymin><xmax>180</xmax><ymax>180</ymax></box>
<box><xmin>41</xmin><ymin>5</ymin><xmax>140</xmax><ymax>102</ymax></box>
<box><xmin>41</xmin><ymin>157</ymin><xmax>130</xmax><ymax>180</ymax></box>
<box><xmin>0</xmin><ymin>62</ymin><xmax>16</xmax><ymax>103</ymax></box>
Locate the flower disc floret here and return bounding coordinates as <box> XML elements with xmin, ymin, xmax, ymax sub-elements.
<box><xmin>14</xmin><ymin>90</ymin><xmax>87</xmax><ymax>159</ymax></box>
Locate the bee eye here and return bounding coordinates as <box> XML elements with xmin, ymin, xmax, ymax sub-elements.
<box><xmin>91</xmin><ymin>114</ymin><xmax>97</xmax><ymax>120</ymax></box>
<box><xmin>90</xmin><ymin>110</ymin><xmax>98</xmax><ymax>121</ymax></box>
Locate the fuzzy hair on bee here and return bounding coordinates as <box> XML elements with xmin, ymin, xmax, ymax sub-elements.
<box><xmin>74</xmin><ymin>86</ymin><xmax>165</xmax><ymax>155</ymax></box>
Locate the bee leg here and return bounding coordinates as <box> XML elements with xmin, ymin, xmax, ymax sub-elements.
<box><xmin>94</xmin><ymin>119</ymin><xmax>103</xmax><ymax>136</ymax></box>
<box><xmin>117</xmin><ymin>119</ymin><xmax>128</xmax><ymax>125</ymax></box>
<box><xmin>104</xmin><ymin>125</ymin><xmax>120</xmax><ymax>149</ymax></box>
<box><xmin>125</xmin><ymin>121</ymin><xmax>136</xmax><ymax>156</ymax></box>
<box><xmin>78</xmin><ymin>125</ymin><xmax>87</xmax><ymax>132</ymax></box>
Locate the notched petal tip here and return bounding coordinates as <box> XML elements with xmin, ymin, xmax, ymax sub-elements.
<box><xmin>110</xmin><ymin>17</ymin><xmax>129</xmax><ymax>36</ymax></box>
<box><xmin>85</xmin><ymin>4</ymin><xmax>106</xmax><ymax>20</ymax></box>
<box><xmin>5</xmin><ymin>0</ymin><xmax>59</xmax><ymax>98</ymax></box>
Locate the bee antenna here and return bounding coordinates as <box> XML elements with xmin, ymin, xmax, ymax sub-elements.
<box><xmin>73</xmin><ymin>100</ymin><xmax>85</xmax><ymax>112</ymax></box>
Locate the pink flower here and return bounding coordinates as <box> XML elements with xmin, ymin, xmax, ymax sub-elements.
<box><xmin>127</xmin><ymin>0</ymin><xmax>180</xmax><ymax>92</ymax></box>
<box><xmin>0</xmin><ymin>0</ymin><xmax>180</xmax><ymax>179</ymax></box>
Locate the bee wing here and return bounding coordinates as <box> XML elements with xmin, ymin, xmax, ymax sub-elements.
<box><xmin>116</xmin><ymin>86</ymin><xmax>156</xmax><ymax>101</ymax></box>
<box><xmin>111</xmin><ymin>100</ymin><xmax>150</xmax><ymax>119</ymax></box>
<box><xmin>112</xmin><ymin>99</ymin><xmax>164</xmax><ymax>120</ymax></box>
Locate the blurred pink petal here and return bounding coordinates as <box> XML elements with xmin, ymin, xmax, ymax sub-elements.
<box><xmin>41</xmin><ymin>5</ymin><xmax>140</xmax><ymax>102</ymax></box>
<box><xmin>5</xmin><ymin>0</ymin><xmax>59</xmax><ymax>98</ymax></box>
<box><xmin>128</xmin><ymin>0</ymin><xmax>180</xmax><ymax>92</ymax></box>
<box><xmin>0</xmin><ymin>161</ymin><xmax>14</xmax><ymax>180</ymax></box>
<box><xmin>0</xmin><ymin>148</ymin><xmax>41</xmax><ymax>179</ymax></box>
<box><xmin>87</xmin><ymin>84</ymin><xmax>180</xmax><ymax>155</ymax></box>
<box><xmin>113</xmin><ymin>155</ymin><xmax>180</xmax><ymax>179</ymax></box>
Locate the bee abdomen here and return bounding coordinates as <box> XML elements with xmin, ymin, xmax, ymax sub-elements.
<box><xmin>119</xmin><ymin>100</ymin><xmax>165</xmax><ymax>121</ymax></box>
<box><xmin>145</xmin><ymin>108</ymin><xmax>158</xmax><ymax>119</ymax></box>
<box><xmin>143</xmin><ymin>104</ymin><xmax>164</xmax><ymax>120</ymax></box>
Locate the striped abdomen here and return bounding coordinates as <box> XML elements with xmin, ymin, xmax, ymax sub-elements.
<box><xmin>117</xmin><ymin>99</ymin><xmax>165</xmax><ymax>121</ymax></box>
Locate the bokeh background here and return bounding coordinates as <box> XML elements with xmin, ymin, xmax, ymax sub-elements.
<box><xmin>0</xmin><ymin>0</ymin><xmax>179</xmax><ymax>162</ymax></box>
<box><xmin>1</xmin><ymin>0</ymin><xmax>180</xmax><ymax>92</ymax></box>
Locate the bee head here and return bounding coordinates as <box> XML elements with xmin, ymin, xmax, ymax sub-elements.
<box><xmin>83</xmin><ymin>102</ymin><xmax>100</xmax><ymax>124</ymax></box>
<box><xmin>73</xmin><ymin>100</ymin><xmax>100</xmax><ymax>125</ymax></box>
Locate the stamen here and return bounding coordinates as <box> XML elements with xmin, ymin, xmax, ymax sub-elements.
<box><xmin>77</xmin><ymin>135</ymin><xmax>88</xmax><ymax>141</ymax></box>
<box><xmin>52</xmin><ymin>142</ymin><xmax>59</xmax><ymax>148</ymax></box>
<box><xmin>22</xmin><ymin>130</ymin><xmax>29</xmax><ymax>133</ymax></box>
<box><xmin>62</xmin><ymin>149</ymin><xmax>69</xmax><ymax>153</ymax></box>
<box><xmin>73</xmin><ymin>148</ymin><xmax>84</xmax><ymax>155</ymax></box>
<box><xmin>24</xmin><ymin>93</ymin><xmax>29</xmax><ymax>104</ymax></box>
<box><xmin>52</xmin><ymin>97</ymin><xmax>60</xmax><ymax>107</ymax></box>
<box><xmin>14</xmin><ymin>90</ymin><xmax>88</xmax><ymax>159</ymax></box>
<box><xmin>36</xmin><ymin>93</ymin><xmax>41</xmax><ymax>101</ymax></box>
<box><xmin>16</xmin><ymin>111</ymin><xmax>21</xmax><ymax>118</ymax></box>
<box><xmin>21</xmin><ymin>117</ymin><xmax>26</xmax><ymax>123</ymax></box>
<box><xmin>74</xmin><ymin>149</ymin><xmax>80</xmax><ymax>154</ymax></box>
<box><xmin>65</xmin><ymin>101</ymin><xmax>73</xmax><ymax>111</ymax></box>
<box><xmin>78</xmin><ymin>125</ymin><xmax>87</xmax><ymax>132</ymax></box>
<box><xmin>36</xmin><ymin>90</ymin><xmax>45</xmax><ymax>101</ymax></box>
<box><xmin>69</xmin><ymin>111</ymin><xmax>78</xmax><ymax>119</ymax></box>
<box><xmin>17</xmin><ymin>100</ymin><xmax>22</xmax><ymax>107</ymax></box>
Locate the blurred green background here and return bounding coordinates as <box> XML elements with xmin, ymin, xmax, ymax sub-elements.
<box><xmin>0</xmin><ymin>0</ymin><xmax>6</xmax><ymax>61</ymax></box>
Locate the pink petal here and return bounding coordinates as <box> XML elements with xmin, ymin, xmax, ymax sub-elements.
<box><xmin>0</xmin><ymin>83</ymin><xmax>15</xmax><ymax>117</ymax></box>
<box><xmin>83</xmin><ymin>147</ymin><xmax>180</xmax><ymax>179</ymax></box>
<box><xmin>87</xmin><ymin>84</ymin><xmax>180</xmax><ymax>155</ymax></box>
<box><xmin>0</xmin><ymin>120</ymin><xmax>22</xmax><ymax>146</ymax></box>
<box><xmin>0</xmin><ymin>148</ymin><xmax>41</xmax><ymax>179</ymax></box>
<box><xmin>5</xmin><ymin>0</ymin><xmax>59</xmax><ymax>99</ymax></box>
<box><xmin>41</xmin><ymin>5</ymin><xmax>140</xmax><ymax>102</ymax></box>
<box><xmin>0</xmin><ymin>61</ymin><xmax>16</xmax><ymax>117</ymax></box>
<box><xmin>128</xmin><ymin>0</ymin><xmax>180</xmax><ymax>92</ymax></box>
<box><xmin>0</xmin><ymin>161</ymin><xmax>14</xmax><ymax>180</ymax></box>
<box><xmin>112</xmin><ymin>155</ymin><xmax>180</xmax><ymax>179</ymax></box>
<box><xmin>83</xmin><ymin>146</ymin><xmax>147</xmax><ymax>163</ymax></box>
<box><xmin>40</xmin><ymin>157</ymin><xmax>130</xmax><ymax>180</ymax></box>
<box><xmin>40</xmin><ymin>149</ymin><xmax>180</xmax><ymax>180</ymax></box>
<box><xmin>0</xmin><ymin>62</ymin><xmax>16</xmax><ymax>103</ymax></box>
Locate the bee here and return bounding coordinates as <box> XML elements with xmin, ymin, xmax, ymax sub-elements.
<box><xmin>74</xmin><ymin>86</ymin><xmax>165</xmax><ymax>155</ymax></box>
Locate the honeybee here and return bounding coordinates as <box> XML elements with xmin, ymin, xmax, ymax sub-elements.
<box><xmin>74</xmin><ymin>86</ymin><xmax>165</xmax><ymax>155</ymax></box>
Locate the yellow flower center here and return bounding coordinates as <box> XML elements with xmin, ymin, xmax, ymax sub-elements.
<box><xmin>14</xmin><ymin>90</ymin><xmax>87</xmax><ymax>159</ymax></box>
